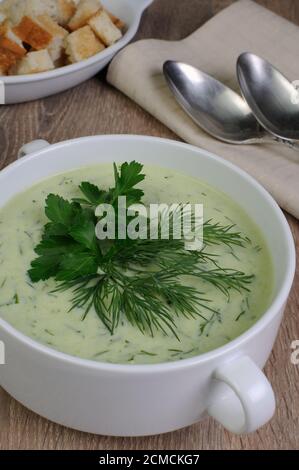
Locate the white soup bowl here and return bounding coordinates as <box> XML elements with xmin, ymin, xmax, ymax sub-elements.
<box><xmin>0</xmin><ymin>135</ymin><xmax>295</xmax><ymax>436</ymax></box>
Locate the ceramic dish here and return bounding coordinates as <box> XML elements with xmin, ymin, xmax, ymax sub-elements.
<box><xmin>0</xmin><ymin>0</ymin><xmax>153</xmax><ymax>104</ymax></box>
<box><xmin>0</xmin><ymin>135</ymin><xmax>295</xmax><ymax>436</ymax></box>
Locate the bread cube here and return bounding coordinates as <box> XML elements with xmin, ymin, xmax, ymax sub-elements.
<box><xmin>68</xmin><ymin>0</ymin><xmax>102</xmax><ymax>31</ymax></box>
<box><xmin>0</xmin><ymin>20</ymin><xmax>26</xmax><ymax>57</ymax></box>
<box><xmin>4</xmin><ymin>0</ymin><xmax>26</xmax><ymax>25</ymax></box>
<box><xmin>13</xmin><ymin>16</ymin><xmax>53</xmax><ymax>50</ymax></box>
<box><xmin>12</xmin><ymin>49</ymin><xmax>54</xmax><ymax>74</ymax></box>
<box><xmin>0</xmin><ymin>64</ymin><xmax>7</xmax><ymax>76</ymax></box>
<box><xmin>0</xmin><ymin>46</ymin><xmax>18</xmax><ymax>74</ymax></box>
<box><xmin>106</xmin><ymin>9</ymin><xmax>125</xmax><ymax>31</ymax></box>
<box><xmin>6</xmin><ymin>0</ymin><xmax>75</xmax><ymax>26</ymax></box>
<box><xmin>0</xmin><ymin>12</ymin><xmax>7</xmax><ymax>25</ymax></box>
<box><xmin>57</xmin><ymin>0</ymin><xmax>77</xmax><ymax>25</ymax></box>
<box><xmin>65</xmin><ymin>24</ymin><xmax>104</xmax><ymax>62</ymax></box>
<box><xmin>88</xmin><ymin>10</ymin><xmax>122</xmax><ymax>46</ymax></box>
<box><xmin>24</xmin><ymin>0</ymin><xmax>74</xmax><ymax>23</ymax></box>
<box><xmin>23</xmin><ymin>0</ymin><xmax>58</xmax><ymax>18</ymax></box>
<box><xmin>36</xmin><ymin>14</ymin><xmax>68</xmax><ymax>61</ymax></box>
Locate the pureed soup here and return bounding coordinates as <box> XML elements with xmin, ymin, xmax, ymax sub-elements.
<box><xmin>0</xmin><ymin>164</ymin><xmax>273</xmax><ymax>364</ymax></box>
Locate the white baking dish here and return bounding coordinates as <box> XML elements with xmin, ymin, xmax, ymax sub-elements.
<box><xmin>0</xmin><ymin>0</ymin><xmax>153</xmax><ymax>104</ymax></box>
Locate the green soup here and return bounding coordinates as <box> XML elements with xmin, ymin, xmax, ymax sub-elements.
<box><xmin>0</xmin><ymin>164</ymin><xmax>273</xmax><ymax>364</ymax></box>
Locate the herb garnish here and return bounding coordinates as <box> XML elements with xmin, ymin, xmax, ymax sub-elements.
<box><xmin>28</xmin><ymin>162</ymin><xmax>253</xmax><ymax>338</ymax></box>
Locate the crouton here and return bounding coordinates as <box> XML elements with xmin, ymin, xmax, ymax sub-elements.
<box><xmin>88</xmin><ymin>10</ymin><xmax>121</xmax><ymax>46</ymax></box>
<box><xmin>0</xmin><ymin>1</ymin><xmax>9</xmax><ymax>15</ymax></box>
<box><xmin>65</xmin><ymin>24</ymin><xmax>104</xmax><ymax>62</ymax></box>
<box><xmin>36</xmin><ymin>14</ymin><xmax>68</xmax><ymax>38</ymax></box>
<box><xmin>0</xmin><ymin>46</ymin><xmax>18</xmax><ymax>74</ymax></box>
<box><xmin>57</xmin><ymin>0</ymin><xmax>76</xmax><ymax>25</ymax></box>
<box><xmin>12</xmin><ymin>49</ymin><xmax>54</xmax><ymax>74</ymax></box>
<box><xmin>106</xmin><ymin>10</ymin><xmax>125</xmax><ymax>31</ymax></box>
<box><xmin>13</xmin><ymin>16</ymin><xmax>52</xmax><ymax>50</ymax></box>
<box><xmin>0</xmin><ymin>20</ymin><xmax>26</xmax><ymax>57</ymax></box>
<box><xmin>54</xmin><ymin>50</ymin><xmax>68</xmax><ymax>68</ymax></box>
<box><xmin>0</xmin><ymin>64</ymin><xmax>7</xmax><ymax>76</ymax></box>
<box><xmin>7</xmin><ymin>0</ymin><xmax>75</xmax><ymax>26</ymax></box>
<box><xmin>0</xmin><ymin>0</ymin><xmax>9</xmax><ymax>11</ymax></box>
<box><xmin>5</xmin><ymin>0</ymin><xmax>26</xmax><ymax>25</ymax></box>
<box><xmin>0</xmin><ymin>0</ymin><xmax>9</xmax><ymax>10</ymax></box>
<box><xmin>35</xmin><ymin>14</ymin><xmax>68</xmax><ymax>61</ymax></box>
<box><xmin>0</xmin><ymin>36</ymin><xmax>25</xmax><ymax>57</ymax></box>
<box><xmin>0</xmin><ymin>12</ymin><xmax>7</xmax><ymax>25</ymax></box>
<box><xmin>25</xmin><ymin>0</ymin><xmax>54</xmax><ymax>17</ymax></box>
<box><xmin>68</xmin><ymin>0</ymin><xmax>102</xmax><ymax>31</ymax></box>
<box><xmin>23</xmin><ymin>0</ymin><xmax>60</xmax><ymax>21</ymax></box>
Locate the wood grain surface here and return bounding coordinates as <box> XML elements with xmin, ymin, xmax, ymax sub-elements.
<box><xmin>0</xmin><ymin>0</ymin><xmax>298</xmax><ymax>450</ymax></box>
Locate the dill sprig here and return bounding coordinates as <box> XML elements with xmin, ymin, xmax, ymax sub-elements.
<box><xmin>28</xmin><ymin>161</ymin><xmax>254</xmax><ymax>338</ymax></box>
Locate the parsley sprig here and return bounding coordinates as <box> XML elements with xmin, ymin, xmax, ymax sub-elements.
<box><xmin>28</xmin><ymin>162</ymin><xmax>253</xmax><ymax>338</ymax></box>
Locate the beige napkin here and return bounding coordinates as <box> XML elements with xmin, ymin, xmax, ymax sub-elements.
<box><xmin>107</xmin><ymin>0</ymin><xmax>299</xmax><ymax>219</ymax></box>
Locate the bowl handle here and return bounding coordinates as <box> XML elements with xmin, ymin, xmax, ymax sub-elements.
<box><xmin>207</xmin><ymin>356</ymin><xmax>275</xmax><ymax>434</ymax></box>
<box><xmin>18</xmin><ymin>139</ymin><xmax>50</xmax><ymax>159</ymax></box>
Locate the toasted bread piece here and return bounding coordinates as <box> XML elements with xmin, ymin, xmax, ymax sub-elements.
<box><xmin>13</xmin><ymin>16</ymin><xmax>52</xmax><ymax>50</ymax></box>
<box><xmin>25</xmin><ymin>0</ymin><xmax>56</xmax><ymax>16</ymax></box>
<box><xmin>0</xmin><ymin>0</ymin><xmax>10</xmax><ymax>10</ymax></box>
<box><xmin>0</xmin><ymin>0</ymin><xmax>9</xmax><ymax>15</ymax></box>
<box><xmin>0</xmin><ymin>12</ymin><xmax>7</xmax><ymax>25</ymax></box>
<box><xmin>65</xmin><ymin>24</ymin><xmax>104</xmax><ymax>62</ymax></box>
<box><xmin>36</xmin><ymin>14</ymin><xmax>68</xmax><ymax>38</ymax></box>
<box><xmin>68</xmin><ymin>0</ymin><xmax>102</xmax><ymax>31</ymax></box>
<box><xmin>12</xmin><ymin>49</ymin><xmax>54</xmax><ymax>74</ymax></box>
<box><xmin>0</xmin><ymin>20</ymin><xmax>26</xmax><ymax>56</ymax></box>
<box><xmin>88</xmin><ymin>10</ymin><xmax>121</xmax><ymax>46</ymax></box>
<box><xmin>57</xmin><ymin>0</ymin><xmax>76</xmax><ymax>25</ymax></box>
<box><xmin>106</xmin><ymin>10</ymin><xmax>125</xmax><ymax>31</ymax></box>
<box><xmin>36</xmin><ymin>14</ymin><xmax>68</xmax><ymax>61</ymax></box>
<box><xmin>8</xmin><ymin>0</ymin><xmax>75</xmax><ymax>26</ymax></box>
<box><xmin>0</xmin><ymin>46</ymin><xmax>18</xmax><ymax>74</ymax></box>
<box><xmin>6</xmin><ymin>0</ymin><xmax>27</xmax><ymax>25</ymax></box>
<box><xmin>0</xmin><ymin>36</ymin><xmax>25</xmax><ymax>57</ymax></box>
<box><xmin>23</xmin><ymin>0</ymin><xmax>60</xmax><ymax>21</ymax></box>
<box><xmin>0</xmin><ymin>64</ymin><xmax>7</xmax><ymax>75</ymax></box>
<box><xmin>54</xmin><ymin>50</ymin><xmax>68</xmax><ymax>67</ymax></box>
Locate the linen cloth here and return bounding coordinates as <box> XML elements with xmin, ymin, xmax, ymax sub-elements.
<box><xmin>107</xmin><ymin>0</ymin><xmax>299</xmax><ymax>218</ymax></box>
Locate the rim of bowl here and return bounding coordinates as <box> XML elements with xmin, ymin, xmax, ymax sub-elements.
<box><xmin>0</xmin><ymin>135</ymin><xmax>296</xmax><ymax>373</ymax></box>
<box><xmin>0</xmin><ymin>0</ymin><xmax>146</xmax><ymax>84</ymax></box>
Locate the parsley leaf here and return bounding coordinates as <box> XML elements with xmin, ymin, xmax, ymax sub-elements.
<box><xmin>55</xmin><ymin>252</ymin><xmax>98</xmax><ymax>282</ymax></box>
<box><xmin>70</xmin><ymin>213</ymin><xmax>98</xmax><ymax>253</ymax></box>
<box><xmin>45</xmin><ymin>194</ymin><xmax>78</xmax><ymax>226</ymax></box>
<box><xmin>78</xmin><ymin>182</ymin><xmax>106</xmax><ymax>205</ymax></box>
<box><xmin>111</xmin><ymin>161</ymin><xmax>145</xmax><ymax>205</ymax></box>
<box><xmin>29</xmin><ymin>255</ymin><xmax>61</xmax><ymax>282</ymax></box>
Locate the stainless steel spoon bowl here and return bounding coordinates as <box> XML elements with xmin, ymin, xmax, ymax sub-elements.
<box><xmin>237</xmin><ymin>52</ymin><xmax>299</xmax><ymax>143</ymax></box>
<box><xmin>163</xmin><ymin>60</ymin><xmax>268</xmax><ymax>144</ymax></box>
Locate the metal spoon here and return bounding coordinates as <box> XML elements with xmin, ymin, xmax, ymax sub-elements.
<box><xmin>163</xmin><ymin>60</ymin><xmax>298</xmax><ymax>149</ymax></box>
<box><xmin>163</xmin><ymin>60</ymin><xmax>270</xmax><ymax>144</ymax></box>
<box><xmin>237</xmin><ymin>52</ymin><xmax>299</xmax><ymax>150</ymax></box>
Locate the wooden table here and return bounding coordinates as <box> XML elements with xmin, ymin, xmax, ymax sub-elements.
<box><xmin>0</xmin><ymin>0</ymin><xmax>298</xmax><ymax>450</ymax></box>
